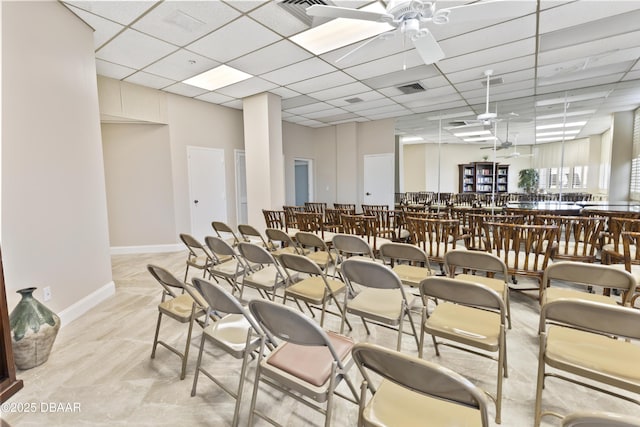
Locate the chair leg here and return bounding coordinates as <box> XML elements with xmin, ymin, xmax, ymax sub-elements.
<box><xmin>396</xmin><ymin>314</ymin><xmax>404</xmax><ymax>351</ymax></box>
<box><xmin>180</xmin><ymin>305</ymin><xmax>197</xmax><ymax>380</ymax></box>
<box><xmin>191</xmin><ymin>329</ymin><xmax>207</xmax><ymax>396</ymax></box>
<box><xmin>248</xmin><ymin>339</ymin><xmax>266</xmax><ymax>427</ymax></box>
<box><xmin>232</xmin><ymin>332</ymin><xmax>253</xmax><ymax>427</ymax></box>
<box><xmin>325</xmin><ymin>363</ymin><xmax>337</xmax><ymax>427</ymax></box>
<box><xmin>495</xmin><ymin>329</ymin><xmax>505</xmax><ymax>424</ymax></box>
<box><xmin>404</xmin><ymin>305</ymin><xmax>420</xmax><ymax>351</ymax></box>
<box><xmin>151</xmin><ymin>311</ymin><xmax>163</xmax><ymax>358</ymax></box>
<box><xmin>418</xmin><ymin>307</ymin><xmax>426</xmax><ymax>358</ymax></box>
<box><xmin>533</xmin><ymin>335</ymin><xmax>547</xmax><ymax>427</ymax></box>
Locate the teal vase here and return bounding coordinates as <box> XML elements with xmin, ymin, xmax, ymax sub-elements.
<box><xmin>9</xmin><ymin>287</ymin><xmax>61</xmax><ymax>369</ymax></box>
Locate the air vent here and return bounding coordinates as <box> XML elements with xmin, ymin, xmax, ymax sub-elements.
<box><xmin>481</xmin><ymin>77</ymin><xmax>504</xmax><ymax>87</ymax></box>
<box><xmin>397</xmin><ymin>82</ymin><xmax>426</xmax><ymax>95</ymax></box>
<box><xmin>277</xmin><ymin>0</ymin><xmax>333</xmax><ymax>26</ymax></box>
<box><xmin>345</xmin><ymin>97</ymin><xmax>363</xmax><ymax>104</ymax></box>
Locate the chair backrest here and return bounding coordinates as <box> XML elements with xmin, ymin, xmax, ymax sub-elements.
<box><xmin>248</xmin><ymin>300</ymin><xmax>345</xmax><ymax>366</ymax></box>
<box><xmin>406</xmin><ymin>217</ymin><xmax>460</xmax><ymax>259</ymax></box>
<box><xmin>540</xmin><ymin>299</ymin><xmax>640</xmax><ymax>342</ymax></box>
<box><xmin>238</xmin><ymin>224</ymin><xmax>269</xmax><ymax>246</ymax></box>
<box><xmin>295</xmin><ymin>231</ymin><xmax>327</xmax><ymax>251</ymax></box>
<box><xmin>444</xmin><ymin>249</ymin><xmax>508</xmax><ymax>279</ymax></box>
<box><xmin>304</xmin><ymin>202</ymin><xmax>326</xmax><ymax>215</ymax></box>
<box><xmin>420</xmin><ymin>276</ymin><xmax>504</xmax><ymax>315</ymax></box>
<box><xmin>262</xmin><ymin>209</ymin><xmax>285</xmax><ymax>229</ymax></box>
<box><xmin>465</xmin><ymin>213</ymin><xmax>524</xmax><ymax>250</ymax></box>
<box><xmin>362</xmin><ymin>204</ymin><xmax>388</xmax><ymax>213</ymax></box>
<box><xmin>351</xmin><ymin>342</ymin><xmax>489</xmax><ymax>426</ymax></box>
<box><xmin>341</xmin><ymin>214</ymin><xmax>380</xmax><ymax>249</ymax></box>
<box><xmin>147</xmin><ymin>264</ymin><xmax>184</xmax><ymax>297</ymax></box>
<box><xmin>205</xmin><ymin>235</ymin><xmax>237</xmax><ymax>260</ymax></box>
<box><xmin>278</xmin><ymin>252</ymin><xmax>324</xmax><ymax>276</ymax></box>
<box><xmin>622</xmin><ymin>230</ymin><xmax>640</xmax><ymax>270</ymax></box>
<box><xmin>283</xmin><ymin>205</ymin><xmax>305</xmax><ymax>230</ymax></box>
<box><xmin>542</xmin><ymin>261</ymin><xmax>636</xmax><ymax>304</ymax></box>
<box><xmin>211</xmin><ymin>221</ymin><xmax>241</xmax><ymax>245</ymax></box>
<box><xmin>237</xmin><ymin>242</ymin><xmax>276</xmax><ymax>265</ymax></box>
<box><xmin>180</xmin><ymin>233</ymin><xmax>212</xmax><ymax>260</ymax></box>
<box><xmin>324</xmin><ymin>208</ymin><xmax>343</xmax><ymax>229</ymax></box>
<box><xmin>265</xmin><ymin>227</ymin><xmax>298</xmax><ymax>251</ymax></box>
<box><xmin>535</xmin><ymin>215</ymin><xmax>605</xmax><ymax>260</ymax></box>
<box><xmin>333</xmin><ymin>203</ymin><xmax>356</xmax><ymax>213</ymax></box>
<box><xmin>562</xmin><ymin>411</ymin><xmax>640</xmax><ymax>427</ymax></box>
<box><xmin>332</xmin><ymin>234</ymin><xmax>375</xmax><ymax>259</ymax></box>
<box><xmin>296</xmin><ymin>212</ymin><xmax>325</xmax><ymax>237</ymax></box>
<box><xmin>607</xmin><ymin>217</ymin><xmax>640</xmax><ymax>253</ymax></box>
<box><xmin>341</xmin><ymin>258</ymin><xmax>402</xmax><ymax>291</ymax></box>
<box><xmin>483</xmin><ymin>222</ymin><xmax>557</xmax><ymax>272</ymax></box>
<box><xmin>379</xmin><ymin>242</ymin><xmax>429</xmax><ymax>265</ymax></box>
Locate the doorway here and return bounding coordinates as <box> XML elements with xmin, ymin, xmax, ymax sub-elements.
<box><xmin>294</xmin><ymin>158</ymin><xmax>313</xmax><ymax>206</ymax></box>
<box><xmin>364</xmin><ymin>153</ymin><xmax>394</xmax><ymax>209</ymax></box>
<box><xmin>187</xmin><ymin>146</ymin><xmax>227</xmax><ymax>242</ymax></box>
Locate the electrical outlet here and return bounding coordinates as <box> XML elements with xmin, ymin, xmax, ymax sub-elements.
<box><xmin>43</xmin><ymin>286</ymin><xmax>52</xmax><ymax>302</ymax></box>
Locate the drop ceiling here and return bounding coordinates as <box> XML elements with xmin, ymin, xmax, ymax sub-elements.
<box><xmin>63</xmin><ymin>0</ymin><xmax>640</xmax><ymax>146</ymax></box>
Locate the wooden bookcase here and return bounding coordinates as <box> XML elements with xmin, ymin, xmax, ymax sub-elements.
<box><xmin>458</xmin><ymin>162</ymin><xmax>509</xmax><ymax>193</ymax></box>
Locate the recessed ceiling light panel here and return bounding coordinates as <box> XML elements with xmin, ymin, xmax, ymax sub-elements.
<box><xmin>183</xmin><ymin>65</ymin><xmax>252</xmax><ymax>91</ymax></box>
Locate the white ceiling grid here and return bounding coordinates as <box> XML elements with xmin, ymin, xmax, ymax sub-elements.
<box><xmin>62</xmin><ymin>0</ymin><xmax>640</xmax><ymax>146</ymax></box>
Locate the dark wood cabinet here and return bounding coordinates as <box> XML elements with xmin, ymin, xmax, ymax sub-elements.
<box><xmin>458</xmin><ymin>162</ymin><xmax>509</xmax><ymax>193</ymax></box>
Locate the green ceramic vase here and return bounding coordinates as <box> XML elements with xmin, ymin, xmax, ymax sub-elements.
<box><xmin>9</xmin><ymin>287</ymin><xmax>60</xmax><ymax>370</ymax></box>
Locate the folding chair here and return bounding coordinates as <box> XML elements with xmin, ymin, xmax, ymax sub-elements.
<box><xmin>190</xmin><ymin>277</ymin><xmax>269</xmax><ymax>427</ymax></box>
<box><xmin>211</xmin><ymin>221</ymin><xmax>242</xmax><ymax>247</ymax></box>
<box><xmin>534</xmin><ymin>299</ymin><xmax>640</xmax><ymax>426</ymax></box>
<box><xmin>179</xmin><ymin>233</ymin><xmax>215</xmax><ymax>282</ymax></box>
<box><xmin>204</xmin><ymin>236</ymin><xmax>247</xmax><ymax>294</ymax></box>
<box><xmin>148</xmin><ymin>264</ymin><xmax>206</xmax><ymax>380</ymax></box>
<box><xmin>352</xmin><ymin>342</ymin><xmax>490</xmax><ymax>427</ymax></box>
<box><xmin>378</xmin><ymin>242</ymin><xmax>433</xmax><ymax>288</ymax></box>
<box><xmin>236</xmin><ymin>242</ymin><xmax>287</xmax><ymax>301</ymax></box>
<box><xmin>247</xmin><ymin>300</ymin><xmax>359</xmax><ymax>427</ymax></box>
<box><xmin>296</xmin><ymin>231</ymin><xmax>335</xmax><ymax>270</ymax></box>
<box><xmin>419</xmin><ymin>276</ymin><xmax>507</xmax><ymax>424</ymax></box>
<box><xmin>340</xmin><ymin>259</ymin><xmax>419</xmax><ymax>351</ymax></box>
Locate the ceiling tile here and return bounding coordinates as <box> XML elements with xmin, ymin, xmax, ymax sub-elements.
<box><xmin>320</xmin><ymin>34</ymin><xmax>414</xmax><ymax>68</ymax></box>
<box><xmin>304</xmin><ymin>110</ymin><xmax>356</xmax><ymax>121</ymax></box>
<box><xmin>455</xmin><ymin>69</ymin><xmax>535</xmax><ymax>93</ymax></box>
<box><xmin>96</xmin><ymin>29</ymin><xmax>178</xmax><ymax>69</ymax></box>
<box><xmin>342</xmin><ymin>98</ymin><xmax>396</xmax><ymax>113</ymax></box>
<box><xmin>187</xmin><ymin>16</ymin><xmax>282</xmax><ymax>63</ymax></box>
<box><xmin>623</xmin><ymin>70</ymin><xmax>640</xmax><ymax>81</ymax></box>
<box><xmin>282</xmin><ymin>95</ymin><xmax>319</xmax><ymax>110</ymax></box>
<box><xmin>403</xmin><ymin>93</ymin><xmax>463</xmax><ymax>109</ymax></box>
<box><xmin>308</xmin><ymin>82</ymin><xmax>372</xmax><ymax>101</ymax></box>
<box><xmin>143</xmin><ymin>49</ymin><xmax>220</xmax><ymax>81</ymax></box>
<box><xmin>216</xmin><ymin>77</ymin><xmax>279</xmax><ymax>98</ymax></box>
<box><xmin>225</xmin><ymin>1</ymin><xmax>269</xmax><ymax>13</ymax></box>
<box><xmin>287</xmin><ymin>71</ymin><xmax>356</xmax><ymax>95</ymax></box>
<box><xmin>344</xmin><ymin>50</ymin><xmax>425</xmax><ymax>81</ymax></box>
<box><xmin>248</xmin><ymin>1</ymin><xmax>309</xmax><ymax>37</ymax></box>
<box><xmin>538</xmin><ymin>61</ymin><xmax>635</xmax><ymax>87</ymax></box>
<box><xmin>221</xmin><ymin>99</ymin><xmax>243</xmax><ymax>110</ymax></box>
<box><xmin>228</xmin><ymin>40</ymin><xmax>312</xmax><ymax>75</ymax></box>
<box><xmin>65</xmin><ymin>5</ymin><xmax>124</xmax><ymax>49</ymax></box>
<box><xmin>446</xmin><ymin>55</ymin><xmax>535</xmax><ymax>84</ymax></box>
<box><xmin>95</xmin><ymin>59</ymin><xmax>136</xmax><ymax>79</ymax></box>
<box><xmin>538</xmin><ymin>32</ymin><xmax>640</xmax><ymax>67</ymax></box>
<box><xmin>195</xmin><ymin>92</ymin><xmax>235</xmax><ymax>104</ymax></box>
<box><xmin>285</xmin><ymin>102</ymin><xmax>334</xmax><ymax>115</ymax></box>
<box><xmin>390</xmin><ymin>85</ymin><xmax>457</xmax><ymax>103</ymax></box>
<box><xmin>326</xmin><ymin>90</ymin><xmax>385</xmax><ymax>107</ymax></box>
<box><xmin>261</xmin><ymin>58</ymin><xmax>337</xmax><ymax>86</ymax></box>
<box><xmin>63</xmin><ymin>1</ymin><xmax>158</xmax><ymax>25</ymax></box>
<box><xmin>132</xmin><ymin>1</ymin><xmax>240</xmax><ymax>46</ymax></box>
<box><xmin>269</xmin><ymin>86</ymin><xmax>301</xmax><ymax>99</ymax></box>
<box><xmin>162</xmin><ymin>82</ymin><xmax>209</xmax><ymax>97</ymax></box>
<box><xmin>437</xmin><ymin>38</ymin><xmax>535</xmax><ymax>74</ymax></box>
<box><xmin>539</xmin><ymin>1</ymin><xmax>640</xmax><ymax>34</ymax></box>
<box><xmin>124</xmin><ymin>71</ymin><xmax>174</xmax><ymax>89</ymax></box>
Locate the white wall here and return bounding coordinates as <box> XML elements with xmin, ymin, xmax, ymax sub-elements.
<box><xmin>2</xmin><ymin>1</ymin><xmax>113</xmax><ymax>319</ymax></box>
<box><xmin>610</xmin><ymin>111</ymin><xmax>634</xmax><ymax>201</ymax></box>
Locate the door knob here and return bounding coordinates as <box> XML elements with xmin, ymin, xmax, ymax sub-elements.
<box><xmin>194</xmin><ymin>200</ymin><xmax>199</xmax><ymax>204</ymax></box>
<box><xmin>366</xmin><ymin>192</ymin><xmax>371</xmax><ymax>196</ymax></box>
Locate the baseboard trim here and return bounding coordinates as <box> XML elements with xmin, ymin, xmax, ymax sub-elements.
<box><xmin>110</xmin><ymin>244</ymin><xmax>183</xmax><ymax>255</ymax></box>
<box><xmin>58</xmin><ymin>281</ymin><xmax>115</xmax><ymax>327</ymax></box>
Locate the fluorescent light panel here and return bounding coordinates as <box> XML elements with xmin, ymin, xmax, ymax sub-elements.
<box><xmin>536</xmin><ymin>136</ymin><xmax>576</xmax><ymax>142</ymax></box>
<box><xmin>536</xmin><ymin>130</ymin><xmax>580</xmax><ymax>137</ymax></box>
<box><xmin>454</xmin><ymin>130</ymin><xmax>492</xmax><ymax>137</ymax></box>
<box><xmin>536</xmin><ymin>121</ymin><xmax>587</xmax><ymax>130</ymax></box>
<box><xmin>290</xmin><ymin>4</ymin><xmax>392</xmax><ymax>55</ymax></box>
<box><xmin>402</xmin><ymin>136</ymin><xmax>424</xmax><ymax>142</ymax></box>
<box><xmin>463</xmin><ymin>136</ymin><xmax>497</xmax><ymax>142</ymax></box>
<box><xmin>183</xmin><ymin>65</ymin><xmax>252</xmax><ymax>91</ymax></box>
<box><xmin>536</xmin><ymin>110</ymin><xmax>596</xmax><ymax>120</ymax></box>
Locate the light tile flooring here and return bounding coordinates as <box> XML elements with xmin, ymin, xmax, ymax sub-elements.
<box><xmin>4</xmin><ymin>251</ymin><xmax>638</xmax><ymax>426</ymax></box>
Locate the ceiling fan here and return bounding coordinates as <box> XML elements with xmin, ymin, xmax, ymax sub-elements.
<box><xmin>306</xmin><ymin>0</ymin><xmax>514</xmax><ymax>65</ymax></box>
<box><xmin>498</xmin><ymin>134</ymin><xmax>534</xmax><ymax>158</ymax></box>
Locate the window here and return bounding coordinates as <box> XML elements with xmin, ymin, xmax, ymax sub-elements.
<box><xmin>630</xmin><ymin>108</ymin><xmax>640</xmax><ymax>200</ymax></box>
<box><xmin>537</xmin><ymin>166</ymin><xmax>587</xmax><ymax>190</ymax></box>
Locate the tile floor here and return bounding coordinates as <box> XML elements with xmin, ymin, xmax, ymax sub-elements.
<box><xmin>3</xmin><ymin>251</ymin><xmax>638</xmax><ymax>426</ymax></box>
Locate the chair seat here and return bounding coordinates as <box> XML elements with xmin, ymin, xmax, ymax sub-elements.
<box><xmin>306</xmin><ymin>250</ymin><xmax>333</xmax><ymax>268</ymax></box>
<box><xmin>271</xmin><ymin>246</ymin><xmax>299</xmax><ymax>257</ymax></box>
<box><xmin>556</xmin><ymin>242</ymin><xmax>595</xmax><ymax>258</ymax></box>
<box><xmin>393</xmin><ymin>264</ymin><xmax>432</xmax><ymax>287</ymax></box>
<box><xmin>348</xmin><ymin>288</ymin><xmax>414</xmax><ymax>324</ymax></box>
<box><xmin>362</xmin><ymin>379</ymin><xmax>484</xmax><ymax>427</ymax></box>
<box><xmin>423</xmin><ymin>243</ymin><xmax>465</xmax><ymax>259</ymax></box>
<box><xmin>158</xmin><ymin>294</ymin><xmax>202</xmax><ymax>322</ymax></box>
<box><xmin>546</xmin><ymin>326</ymin><xmax>640</xmax><ymax>390</ymax></box>
<box><xmin>187</xmin><ymin>255</ymin><xmax>210</xmax><ymax>269</ymax></box>
<box><xmin>286</xmin><ymin>276</ymin><xmax>346</xmax><ymax>304</ymax></box>
<box><xmin>204</xmin><ymin>313</ymin><xmax>260</xmax><ymax>358</ymax></box>
<box><xmin>397</xmin><ymin>229</ymin><xmax>411</xmax><ymax>240</ymax></box>
<box><xmin>455</xmin><ymin>274</ymin><xmax>507</xmax><ymax>299</ymax></box>
<box><xmin>602</xmin><ymin>243</ymin><xmax>636</xmax><ymax>259</ymax></box>
<box><xmin>425</xmin><ymin>302</ymin><xmax>500</xmax><ymax>351</ymax></box>
<box><xmin>211</xmin><ymin>258</ymin><xmax>244</xmax><ymax>276</ymax></box>
<box><xmin>265</xmin><ymin>331</ymin><xmax>354</xmax><ymax>388</ymax></box>
<box><xmin>285</xmin><ymin>228</ymin><xmax>301</xmax><ymax>238</ymax></box>
<box><xmin>244</xmin><ymin>265</ymin><xmax>285</xmax><ymax>290</ymax></box>
<box><xmin>542</xmin><ymin>287</ymin><xmax>618</xmax><ymax>306</ymax></box>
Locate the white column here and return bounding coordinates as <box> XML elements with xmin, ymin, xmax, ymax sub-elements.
<box><xmin>609</xmin><ymin>111</ymin><xmax>633</xmax><ymax>201</ymax></box>
<box><xmin>243</xmin><ymin>92</ymin><xmax>285</xmax><ymax>227</ymax></box>
<box><xmin>336</xmin><ymin>122</ymin><xmax>357</xmax><ymax>204</ymax></box>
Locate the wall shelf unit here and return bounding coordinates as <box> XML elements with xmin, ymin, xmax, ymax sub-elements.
<box><xmin>458</xmin><ymin>162</ymin><xmax>509</xmax><ymax>193</ymax></box>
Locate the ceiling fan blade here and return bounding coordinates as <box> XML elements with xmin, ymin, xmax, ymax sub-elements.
<box><xmin>336</xmin><ymin>30</ymin><xmax>397</xmax><ymax>63</ymax></box>
<box><xmin>306</xmin><ymin>5</ymin><xmax>392</xmax><ymax>22</ymax></box>
<box><xmin>412</xmin><ymin>30</ymin><xmax>445</xmax><ymax>65</ymax></box>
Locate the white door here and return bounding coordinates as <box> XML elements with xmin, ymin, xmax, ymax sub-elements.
<box><xmin>294</xmin><ymin>158</ymin><xmax>313</xmax><ymax>205</ymax></box>
<box><xmin>364</xmin><ymin>153</ymin><xmax>394</xmax><ymax>209</ymax></box>
<box><xmin>187</xmin><ymin>146</ymin><xmax>227</xmax><ymax>242</ymax></box>
<box><xmin>235</xmin><ymin>150</ymin><xmax>248</xmax><ymax>225</ymax></box>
